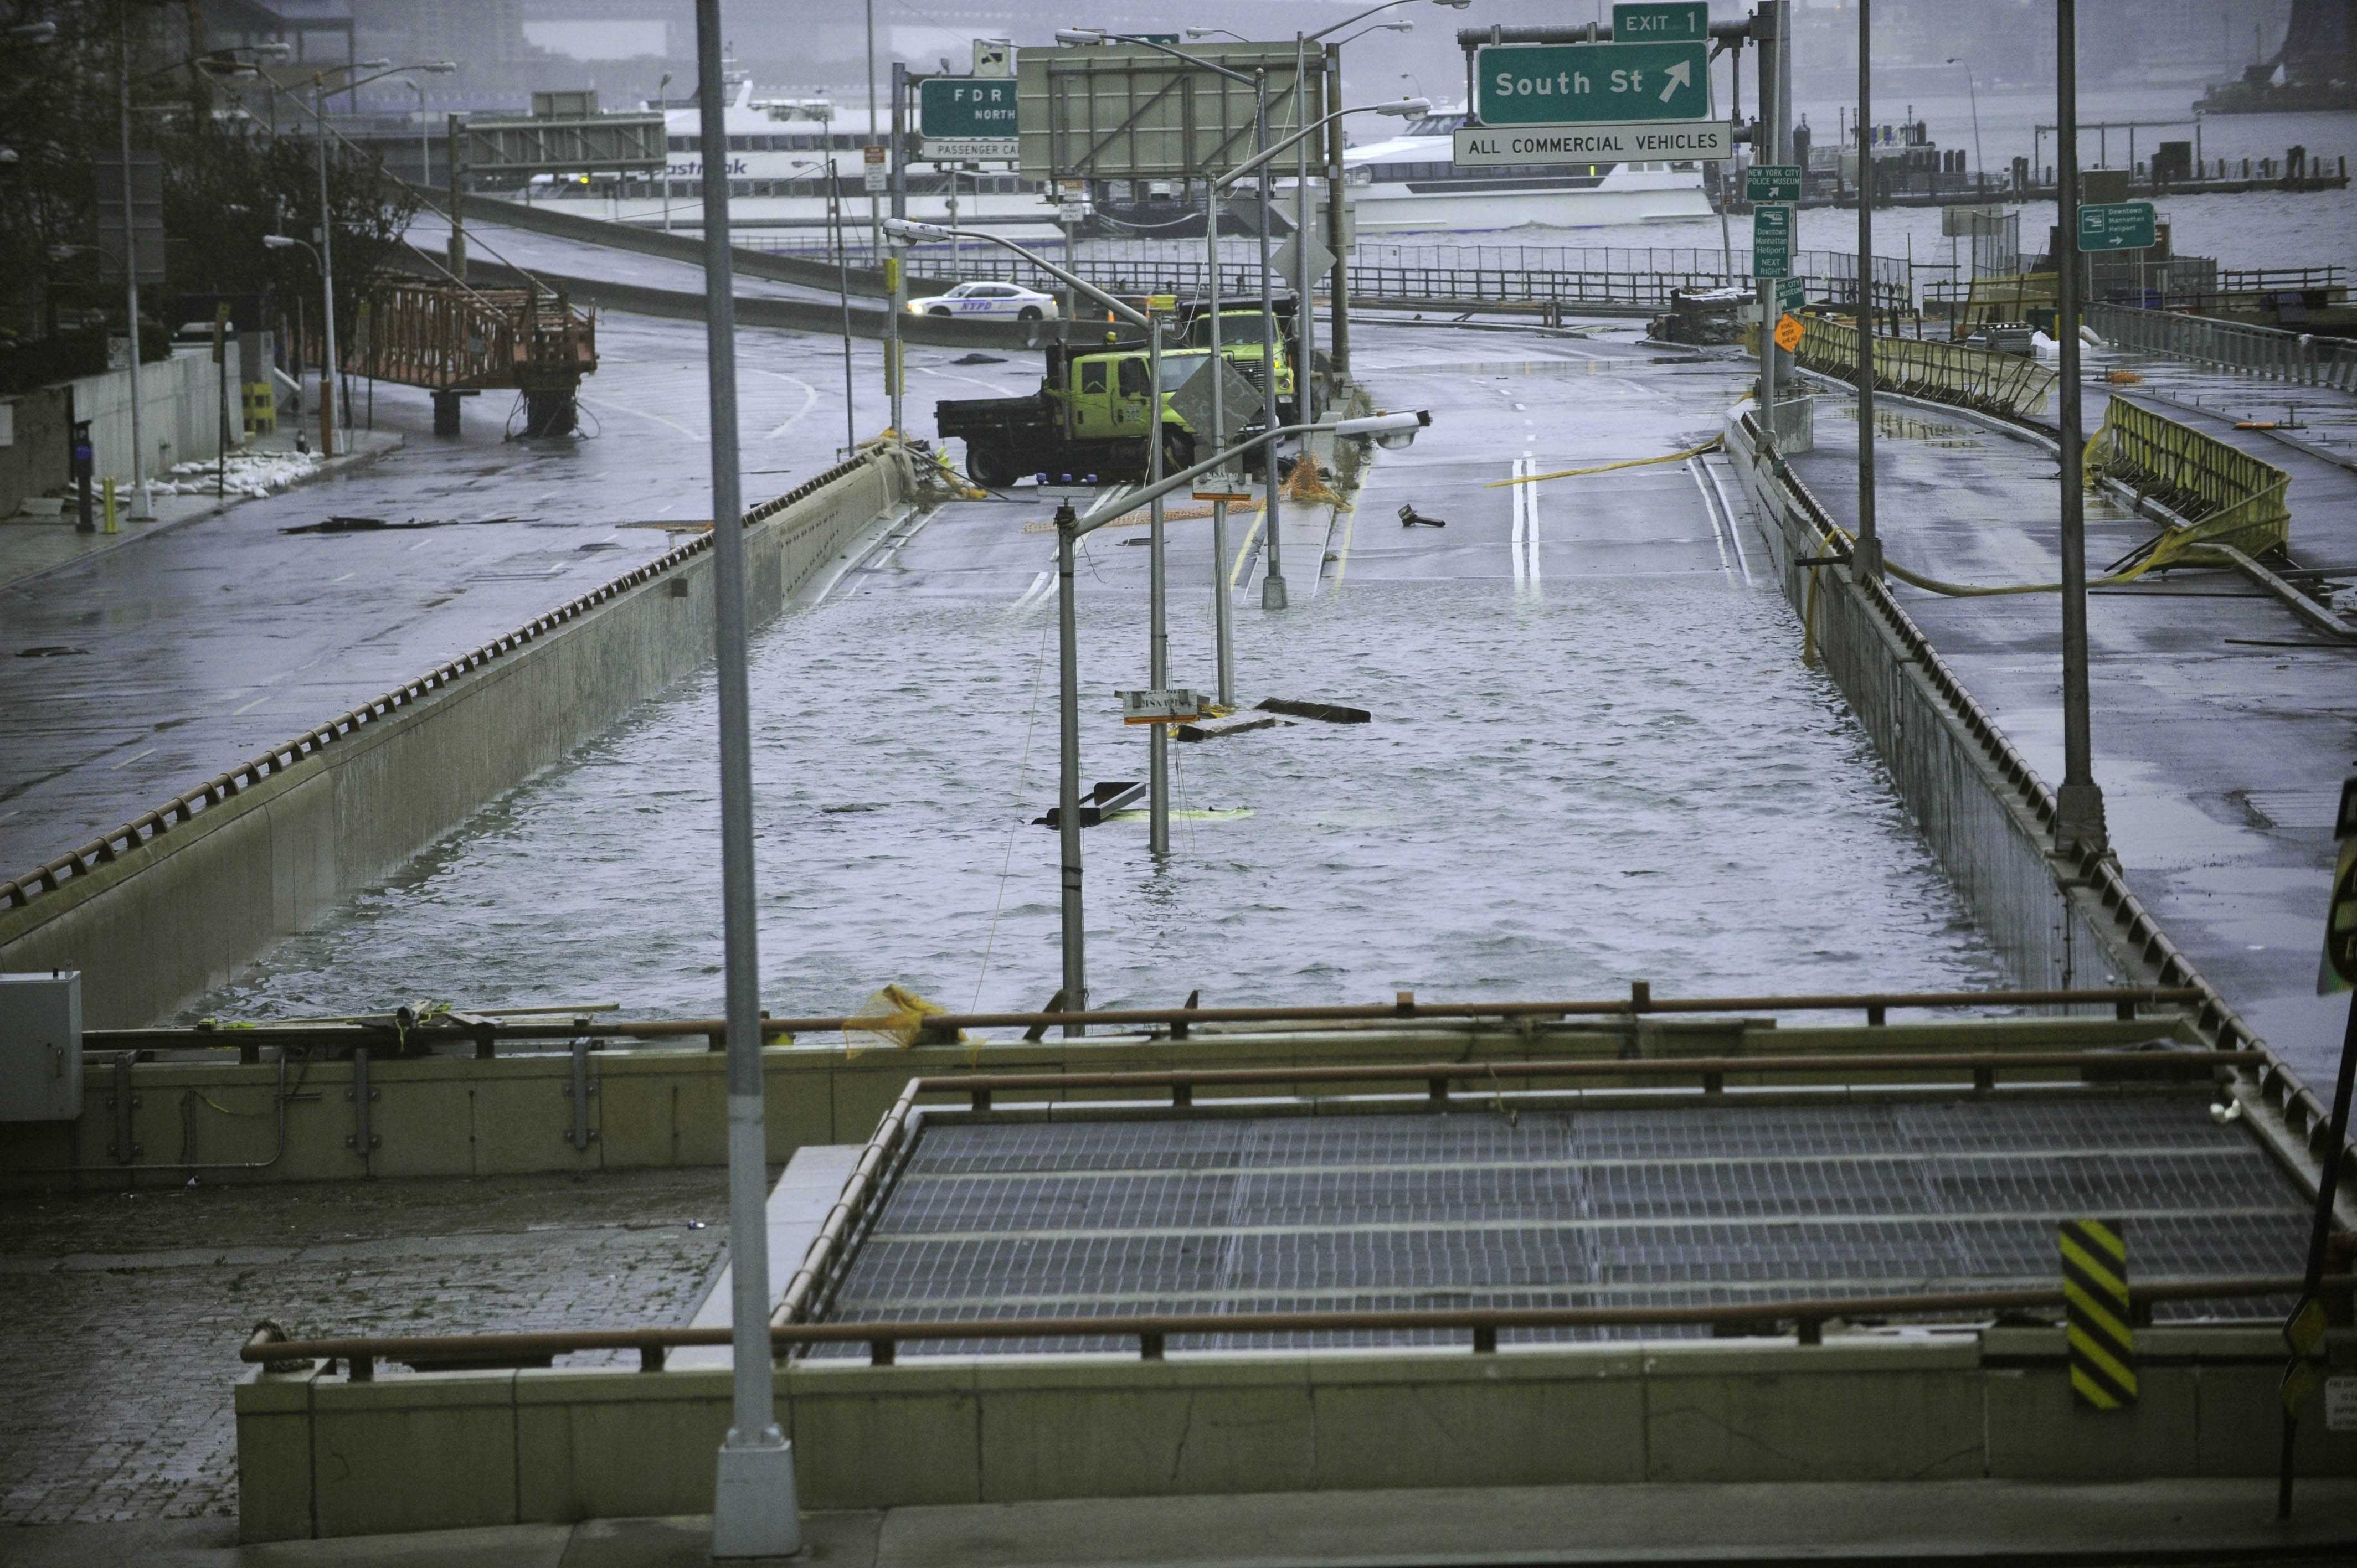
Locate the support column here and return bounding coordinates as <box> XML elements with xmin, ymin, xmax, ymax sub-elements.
<box><xmin>2052</xmin><ymin>0</ymin><xmax>2107</xmax><ymax>854</ymax></box>
<box><xmin>1852</xmin><ymin>0</ymin><xmax>1882</xmax><ymax>581</ymax></box>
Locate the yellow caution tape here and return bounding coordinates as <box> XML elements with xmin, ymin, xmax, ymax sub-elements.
<box><xmin>1485</xmin><ymin>436</ymin><xmax>1724</xmax><ymax>488</ymax></box>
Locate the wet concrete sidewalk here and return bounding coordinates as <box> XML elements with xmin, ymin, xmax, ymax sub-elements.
<box><xmin>8</xmin><ymin>1478</ymin><xmax>2354</xmax><ymax>1566</ymax></box>
<box><xmin>1783</xmin><ymin>361</ymin><xmax>2357</xmax><ymax>1090</ymax></box>
<box><xmin>0</xmin><ymin>429</ymin><xmax>403</xmax><ymax>594</ymax></box>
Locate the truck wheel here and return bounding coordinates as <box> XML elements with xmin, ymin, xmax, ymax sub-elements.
<box><xmin>1017</xmin><ymin>307</ymin><xmax>1042</xmax><ymax>321</ymax></box>
<box><xmin>929</xmin><ymin>306</ymin><xmax>951</xmax><ymax>317</ymax></box>
<box><xmin>967</xmin><ymin>445</ymin><xmax>1015</xmax><ymax>488</ymax></box>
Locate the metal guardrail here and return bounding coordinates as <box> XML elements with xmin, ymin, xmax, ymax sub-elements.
<box><xmin>1797</xmin><ymin>315</ymin><xmax>2058</xmax><ymax>422</ymax></box>
<box><xmin>1744</xmin><ymin>413</ymin><xmax>2355</xmax><ymax>1183</ymax></box>
<box><xmin>2085</xmin><ymin>398</ymin><xmax>2293</xmax><ymax>567</ymax></box>
<box><xmin>2087</xmin><ymin>302</ymin><xmax>2357</xmax><ymax>393</ymax></box>
<box><xmin>241</xmin><ymin>1272</ymin><xmax>2351</xmax><ymax>1378</ymax></box>
<box><xmin>86</xmin><ymin>985</ymin><xmax>2208</xmax><ymax>1056</ymax></box>
<box><xmin>0</xmin><ymin>455</ymin><xmax>880</xmax><ymax>914</ymax></box>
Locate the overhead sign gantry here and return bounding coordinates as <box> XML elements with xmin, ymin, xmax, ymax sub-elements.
<box><xmin>1452</xmin><ymin>7</ymin><xmax>1735</xmax><ymax>168</ymax></box>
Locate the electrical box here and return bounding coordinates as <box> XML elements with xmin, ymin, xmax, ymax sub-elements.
<box><xmin>1</xmin><ymin>971</ymin><xmax>83</xmax><ymax>1122</ymax></box>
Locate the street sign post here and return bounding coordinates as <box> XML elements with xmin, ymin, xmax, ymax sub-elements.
<box><xmin>1453</xmin><ymin>120</ymin><xmax>1730</xmax><ymax>166</ymax></box>
<box><xmin>2077</xmin><ymin>200</ymin><xmax>2156</xmax><ymax>251</ymax></box>
<box><xmin>1120</xmin><ymin>689</ymin><xmax>1207</xmax><ymax>725</ymax></box>
<box><xmin>1752</xmin><ymin>204</ymin><xmax>1793</xmax><ymax>279</ymax></box>
<box><xmin>1474</xmin><ymin>42</ymin><xmax>1711</xmax><ymax>126</ymax></box>
<box><xmin>1746</xmin><ymin>163</ymin><xmax>1802</xmax><ymax>204</ymax></box>
<box><xmin>1613</xmin><ymin>3</ymin><xmax>1711</xmax><ymax>42</ymax></box>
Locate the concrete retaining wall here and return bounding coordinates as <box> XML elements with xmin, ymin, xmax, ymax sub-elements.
<box><xmin>0</xmin><ymin>384</ymin><xmax>71</xmax><ymax>517</ymax></box>
<box><xmin>0</xmin><ymin>453</ymin><xmax>909</xmax><ymax>1030</ymax></box>
<box><xmin>1</xmin><ymin>1014</ymin><xmax>2180</xmax><ymax>1189</ymax></box>
<box><xmin>69</xmin><ymin>349</ymin><xmax>240</xmax><ymax>488</ymax></box>
<box><xmin>234</xmin><ymin>1326</ymin><xmax>2357</xmax><ymax>1540</ymax></box>
<box><xmin>1725</xmin><ymin>412</ymin><xmax>2124</xmax><ymax>996</ymax></box>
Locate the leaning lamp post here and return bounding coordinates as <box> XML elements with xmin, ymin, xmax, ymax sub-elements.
<box><xmin>1044</xmin><ymin>408</ymin><xmax>1429</xmax><ymax>1030</ymax></box>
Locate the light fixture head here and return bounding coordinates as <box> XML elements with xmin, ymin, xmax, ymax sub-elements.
<box><xmin>1054</xmin><ymin>29</ymin><xmax>1104</xmax><ymax>46</ymax></box>
<box><xmin>1376</xmin><ymin>98</ymin><xmax>1432</xmax><ymax>117</ymax></box>
<box><xmin>1333</xmin><ymin>409</ymin><xmax>1431</xmax><ymax>448</ymax></box>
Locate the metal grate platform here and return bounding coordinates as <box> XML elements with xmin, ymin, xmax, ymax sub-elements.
<box><xmin>812</xmin><ymin>1097</ymin><xmax>2311</xmax><ymax>1355</ymax></box>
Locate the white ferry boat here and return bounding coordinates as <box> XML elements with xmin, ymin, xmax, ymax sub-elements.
<box><xmin>498</xmin><ymin>82</ymin><xmax>1712</xmax><ymax>239</ymax></box>
<box><xmin>1320</xmin><ymin>109</ymin><xmax>1716</xmax><ymax>233</ymax></box>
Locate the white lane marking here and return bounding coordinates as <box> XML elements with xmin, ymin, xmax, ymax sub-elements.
<box><xmin>234</xmin><ymin>696</ymin><xmax>270</xmax><ymax>715</ymax></box>
<box><xmin>405</xmin><ymin>538</ymin><xmax>433</xmax><ymax>551</ymax></box>
<box><xmin>330</xmin><ymin>571</ymin><xmax>356</xmax><ymax>584</ymax></box>
<box><xmin>913</xmin><ymin>365</ymin><xmax>1018</xmax><ymax>396</ymax></box>
<box><xmin>1524</xmin><ymin>458</ymin><xmax>1542</xmax><ymax>595</ymax></box>
<box><xmin>1012</xmin><ymin>569</ymin><xmax>1054</xmax><ymax>610</ymax></box>
<box><xmin>575</xmin><ymin>393</ymin><xmax>701</xmax><ymax>441</ymax></box>
<box><xmin>111</xmin><ymin>747</ymin><xmax>157</xmax><ymax>770</ymax></box>
<box><xmin>749</xmin><ymin>368</ymin><xmax>820</xmax><ymax>437</ymax></box>
<box><xmin>1702</xmin><ymin>456</ymin><xmax>1756</xmax><ymax>585</ymax></box>
<box><xmin>1509</xmin><ymin>458</ymin><xmax>1529</xmax><ymax>592</ymax></box>
<box><xmin>1688</xmin><ymin>458</ymin><xmax>1733</xmax><ymax>579</ymax></box>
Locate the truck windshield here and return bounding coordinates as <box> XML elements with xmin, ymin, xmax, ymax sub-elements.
<box><xmin>1187</xmin><ymin>312</ymin><xmax>1274</xmax><ymax>349</ymax></box>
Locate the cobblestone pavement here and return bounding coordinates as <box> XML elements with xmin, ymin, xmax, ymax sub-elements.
<box><xmin>0</xmin><ymin>1168</ymin><xmax>732</xmax><ymax>1526</ymax></box>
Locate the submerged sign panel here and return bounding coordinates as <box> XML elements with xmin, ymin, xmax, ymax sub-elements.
<box><xmin>1452</xmin><ymin>121</ymin><xmax>1731</xmax><ymax>166</ymax></box>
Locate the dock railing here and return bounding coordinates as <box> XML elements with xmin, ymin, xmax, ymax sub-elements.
<box><xmin>2087</xmin><ymin>302</ymin><xmax>2357</xmax><ymax>392</ymax></box>
<box><xmin>1796</xmin><ymin>313</ymin><xmax>2058</xmax><ymax>422</ymax></box>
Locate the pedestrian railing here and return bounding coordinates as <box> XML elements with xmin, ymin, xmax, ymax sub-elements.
<box><xmin>1795</xmin><ymin>314</ymin><xmax>2058</xmax><ymax>422</ymax></box>
<box><xmin>2087</xmin><ymin>302</ymin><xmax>2357</xmax><ymax>393</ymax></box>
<box><xmin>2085</xmin><ymin>397</ymin><xmax>2292</xmax><ymax>569</ymax></box>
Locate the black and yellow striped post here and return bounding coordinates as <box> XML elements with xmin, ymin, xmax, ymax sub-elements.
<box><xmin>2060</xmin><ymin>1218</ymin><xmax>2139</xmax><ymax>1409</ymax></box>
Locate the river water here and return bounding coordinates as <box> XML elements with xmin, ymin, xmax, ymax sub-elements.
<box><xmin>187</xmin><ymin>568</ymin><xmax>2004</xmax><ymax>1025</ymax></box>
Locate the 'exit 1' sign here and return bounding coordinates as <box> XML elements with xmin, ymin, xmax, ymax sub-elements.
<box><xmin>1614</xmin><ymin>3</ymin><xmax>1711</xmax><ymax>42</ymax></box>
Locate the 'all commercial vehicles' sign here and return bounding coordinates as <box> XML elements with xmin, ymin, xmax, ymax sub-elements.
<box><xmin>1453</xmin><ymin>120</ymin><xmax>1730</xmax><ymax>167</ymax></box>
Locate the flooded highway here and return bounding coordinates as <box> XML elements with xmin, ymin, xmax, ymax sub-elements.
<box><xmin>183</xmin><ymin>321</ymin><xmax>2005</xmax><ymax>1025</ymax></box>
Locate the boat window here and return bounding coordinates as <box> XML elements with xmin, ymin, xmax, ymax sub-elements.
<box><xmin>668</xmin><ymin>136</ymin><xmax>694</xmax><ymax>152</ymax></box>
<box><xmin>1079</xmin><ymin>361</ymin><xmax>1109</xmax><ymax>395</ymax></box>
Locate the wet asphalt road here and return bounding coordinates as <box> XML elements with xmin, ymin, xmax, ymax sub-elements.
<box><xmin>1788</xmin><ymin>368</ymin><xmax>2357</xmax><ymax>1090</ymax></box>
<box><xmin>0</xmin><ymin>310</ymin><xmax>1047</xmax><ymax>881</ymax></box>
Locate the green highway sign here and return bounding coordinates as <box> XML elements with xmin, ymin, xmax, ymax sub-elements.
<box><xmin>2077</xmin><ymin>200</ymin><xmax>2156</xmax><ymax>251</ymax></box>
<box><xmin>1746</xmin><ymin>163</ymin><xmax>1802</xmax><ymax>203</ymax></box>
<box><xmin>1475</xmin><ymin>42</ymin><xmax>1712</xmax><ymax>126</ymax></box>
<box><xmin>919</xmin><ymin>77</ymin><xmax>1017</xmax><ymax>143</ymax></box>
<box><xmin>1613</xmin><ymin>3</ymin><xmax>1711</xmax><ymax>43</ymax></box>
<box><xmin>1778</xmin><ymin>276</ymin><xmax>1807</xmax><ymax>311</ymax></box>
<box><xmin>1752</xmin><ymin>203</ymin><xmax>1793</xmax><ymax>279</ymax></box>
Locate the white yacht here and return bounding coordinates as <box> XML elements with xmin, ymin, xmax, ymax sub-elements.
<box><xmin>1329</xmin><ymin>109</ymin><xmax>1716</xmax><ymax>233</ymax></box>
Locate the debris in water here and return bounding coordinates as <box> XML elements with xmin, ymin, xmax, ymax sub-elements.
<box><xmin>1175</xmin><ymin>715</ymin><xmax>1287</xmax><ymax>742</ymax></box>
<box><xmin>1257</xmin><ymin>698</ymin><xmax>1371</xmax><ymax>725</ymax></box>
<box><xmin>17</xmin><ymin>646</ymin><xmax>90</xmax><ymax>658</ymax></box>
<box><xmin>952</xmin><ymin>353</ymin><xmax>1007</xmax><ymax>365</ymax></box>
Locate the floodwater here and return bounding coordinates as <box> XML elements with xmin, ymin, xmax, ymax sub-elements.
<box><xmin>187</xmin><ymin>572</ymin><xmax>2004</xmax><ymax>1025</ymax></box>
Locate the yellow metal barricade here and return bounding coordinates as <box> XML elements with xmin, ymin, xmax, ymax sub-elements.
<box><xmin>1796</xmin><ymin>316</ymin><xmax>2058</xmax><ymax>422</ymax></box>
<box><xmin>2085</xmin><ymin>398</ymin><xmax>2291</xmax><ymax>570</ymax></box>
<box><xmin>241</xmin><ymin>381</ymin><xmax>277</xmax><ymax>436</ymax></box>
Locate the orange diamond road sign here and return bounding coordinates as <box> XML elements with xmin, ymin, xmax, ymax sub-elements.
<box><xmin>1773</xmin><ymin>313</ymin><xmax>1805</xmax><ymax>353</ymax></box>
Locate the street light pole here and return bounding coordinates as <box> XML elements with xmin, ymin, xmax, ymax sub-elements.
<box><xmin>1051</xmin><ymin>409</ymin><xmax>1430</xmax><ymax>1017</ymax></box>
<box><xmin>1945</xmin><ymin>58</ymin><xmax>1984</xmax><ymax>178</ymax></box>
<box><xmin>657</xmin><ymin>73</ymin><xmax>673</xmax><ymax>233</ymax></box>
<box><xmin>2052</xmin><ymin>0</ymin><xmax>2107</xmax><ymax>855</ymax></box>
<box><xmin>692</xmin><ymin>2</ymin><xmax>799</xmax><ymax>1560</ymax></box>
<box><xmin>313</xmin><ymin>74</ymin><xmax>339</xmax><ymax>459</ymax></box>
<box><xmin>1147</xmin><ymin>307</ymin><xmax>1170</xmax><ymax>858</ymax></box>
<box><xmin>1853</xmin><ymin>0</ymin><xmax>1881</xmax><ymax>582</ymax></box>
<box><xmin>118</xmin><ymin>22</ymin><xmax>154</xmax><ymax>518</ymax></box>
<box><xmin>1255</xmin><ymin>81</ymin><xmax>1286</xmax><ymax>610</ymax></box>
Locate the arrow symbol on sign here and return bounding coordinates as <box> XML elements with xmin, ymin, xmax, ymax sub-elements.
<box><xmin>1659</xmin><ymin>59</ymin><xmax>1692</xmax><ymax>104</ymax></box>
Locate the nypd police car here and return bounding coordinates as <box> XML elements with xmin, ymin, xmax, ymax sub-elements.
<box><xmin>906</xmin><ymin>282</ymin><xmax>1060</xmax><ymax>321</ymax></box>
